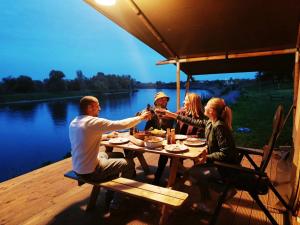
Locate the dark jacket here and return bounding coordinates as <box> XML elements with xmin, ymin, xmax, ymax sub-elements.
<box><xmin>175</xmin><ymin>109</ymin><xmax>205</xmax><ymax>137</ymax></box>
<box><xmin>176</xmin><ymin>115</ymin><xmax>238</xmax><ymax>164</ymax></box>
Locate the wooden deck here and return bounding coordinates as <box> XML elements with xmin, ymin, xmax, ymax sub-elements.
<box><xmin>0</xmin><ymin>148</ymin><xmax>293</xmax><ymax>225</ymax></box>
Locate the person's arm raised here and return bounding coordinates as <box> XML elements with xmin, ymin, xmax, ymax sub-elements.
<box><xmin>155</xmin><ymin>108</ymin><xmax>177</xmax><ymax>119</ymax></box>
<box><xmin>139</xmin><ymin>110</ymin><xmax>152</xmax><ymax>120</ymax></box>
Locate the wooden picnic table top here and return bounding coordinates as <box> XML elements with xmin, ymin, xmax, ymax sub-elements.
<box><xmin>101</xmin><ymin>133</ymin><xmax>206</xmax><ymax>160</ymax></box>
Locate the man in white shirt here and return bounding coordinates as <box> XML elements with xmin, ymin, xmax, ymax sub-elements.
<box><xmin>69</xmin><ymin>96</ymin><xmax>150</xmax><ymax>215</ymax></box>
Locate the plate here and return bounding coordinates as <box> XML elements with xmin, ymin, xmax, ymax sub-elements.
<box><xmin>109</xmin><ymin>137</ymin><xmax>129</xmax><ymax>144</ymax></box>
<box><xmin>164</xmin><ymin>144</ymin><xmax>189</xmax><ymax>153</ymax></box>
<box><xmin>175</xmin><ymin>134</ymin><xmax>187</xmax><ymax>140</ymax></box>
<box><xmin>183</xmin><ymin>138</ymin><xmax>206</xmax><ymax>147</ymax></box>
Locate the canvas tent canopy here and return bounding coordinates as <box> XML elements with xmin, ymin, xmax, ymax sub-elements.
<box><xmin>84</xmin><ymin>0</ymin><xmax>299</xmax><ymax>75</ymax></box>
<box><xmin>84</xmin><ymin>0</ymin><xmax>300</xmax><ymax>214</ymax></box>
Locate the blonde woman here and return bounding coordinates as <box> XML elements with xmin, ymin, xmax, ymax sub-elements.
<box><xmin>175</xmin><ymin>93</ymin><xmax>204</xmax><ymax>136</ymax></box>
<box><xmin>157</xmin><ymin>97</ymin><xmax>238</xmax><ymax>212</ymax></box>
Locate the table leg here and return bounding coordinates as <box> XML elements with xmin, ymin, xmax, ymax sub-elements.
<box><xmin>167</xmin><ymin>157</ymin><xmax>179</xmax><ymax>187</ymax></box>
<box><xmin>159</xmin><ymin>157</ymin><xmax>179</xmax><ymax>224</ymax></box>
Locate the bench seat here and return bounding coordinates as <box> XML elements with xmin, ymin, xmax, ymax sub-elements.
<box><xmin>64</xmin><ymin>170</ymin><xmax>188</xmax><ymax>208</ymax></box>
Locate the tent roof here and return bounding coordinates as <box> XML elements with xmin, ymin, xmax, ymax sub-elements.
<box><xmin>84</xmin><ymin>0</ymin><xmax>300</xmax><ymax>75</ymax></box>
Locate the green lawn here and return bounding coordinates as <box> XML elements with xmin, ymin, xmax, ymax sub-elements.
<box><xmin>232</xmin><ymin>83</ymin><xmax>293</xmax><ymax>148</ymax></box>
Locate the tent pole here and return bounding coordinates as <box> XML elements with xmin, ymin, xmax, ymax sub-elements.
<box><xmin>185</xmin><ymin>75</ymin><xmax>191</xmax><ymax>97</ymax></box>
<box><xmin>294</xmin><ymin>50</ymin><xmax>299</xmax><ymax>117</ymax></box>
<box><xmin>176</xmin><ymin>62</ymin><xmax>180</xmax><ymax>110</ymax></box>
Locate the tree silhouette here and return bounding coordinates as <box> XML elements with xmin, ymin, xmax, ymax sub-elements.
<box><xmin>45</xmin><ymin>70</ymin><xmax>66</xmax><ymax>92</ymax></box>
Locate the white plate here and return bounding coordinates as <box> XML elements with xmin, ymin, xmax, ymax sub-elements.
<box><xmin>183</xmin><ymin>138</ymin><xmax>206</xmax><ymax>147</ymax></box>
<box><xmin>109</xmin><ymin>137</ymin><xmax>129</xmax><ymax>144</ymax></box>
<box><xmin>175</xmin><ymin>134</ymin><xmax>187</xmax><ymax>140</ymax></box>
<box><xmin>164</xmin><ymin>144</ymin><xmax>189</xmax><ymax>153</ymax></box>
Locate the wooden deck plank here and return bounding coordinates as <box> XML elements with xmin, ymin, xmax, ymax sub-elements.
<box><xmin>20</xmin><ymin>187</ymin><xmax>92</xmax><ymax>225</ymax></box>
<box><xmin>268</xmin><ymin>155</ymin><xmax>284</xmax><ymax>225</ymax></box>
<box><xmin>0</xmin><ymin>151</ymin><xmax>289</xmax><ymax>225</ymax></box>
<box><xmin>232</xmin><ymin>158</ymin><xmax>256</xmax><ymax>225</ymax></box>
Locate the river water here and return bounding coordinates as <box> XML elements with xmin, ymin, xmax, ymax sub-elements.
<box><xmin>0</xmin><ymin>89</ymin><xmax>212</xmax><ymax>182</ymax></box>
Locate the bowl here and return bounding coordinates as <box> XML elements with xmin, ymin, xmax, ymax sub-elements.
<box><xmin>144</xmin><ymin>136</ymin><xmax>164</xmax><ymax>149</ymax></box>
<box><xmin>149</xmin><ymin>129</ymin><xmax>166</xmax><ymax>137</ymax></box>
<box><xmin>133</xmin><ymin>131</ymin><xmax>147</xmax><ymax>140</ymax></box>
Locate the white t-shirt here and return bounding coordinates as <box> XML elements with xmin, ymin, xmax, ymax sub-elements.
<box><xmin>69</xmin><ymin>115</ymin><xmax>142</xmax><ymax>174</ymax></box>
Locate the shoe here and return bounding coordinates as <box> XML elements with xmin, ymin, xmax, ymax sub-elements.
<box><xmin>191</xmin><ymin>202</ymin><xmax>213</xmax><ymax>214</ymax></box>
<box><xmin>102</xmin><ymin>206</ymin><xmax>111</xmax><ymax>218</ymax></box>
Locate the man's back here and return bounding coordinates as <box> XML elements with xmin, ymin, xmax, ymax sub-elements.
<box><xmin>69</xmin><ymin>115</ymin><xmax>101</xmax><ymax>174</ymax></box>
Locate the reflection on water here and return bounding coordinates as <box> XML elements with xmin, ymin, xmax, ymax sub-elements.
<box><xmin>0</xmin><ymin>89</ymin><xmax>211</xmax><ymax>182</ymax></box>
<box><xmin>47</xmin><ymin>101</ymin><xmax>68</xmax><ymax>126</ymax></box>
<box><xmin>3</xmin><ymin>103</ymin><xmax>38</xmax><ymax>120</ymax></box>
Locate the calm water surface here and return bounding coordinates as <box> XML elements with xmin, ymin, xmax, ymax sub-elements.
<box><xmin>0</xmin><ymin>89</ymin><xmax>211</xmax><ymax>182</ymax></box>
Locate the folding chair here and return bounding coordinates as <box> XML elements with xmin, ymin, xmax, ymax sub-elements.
<box><xmin>209</xmin><ymin>105</ymin><xmax>291</xmax><ymax>225</ymax></box>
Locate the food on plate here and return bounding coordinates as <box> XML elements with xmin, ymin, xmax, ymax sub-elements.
<box><xmin>109</xmin><ymin>137</ymin><xmax>129</xmax><ymax>144</ymax></box>
<box><xmin>183</xmin><ymin>137</ymin><xmax>206</xmax><ymax>146</ymax></box>
<box><xmin>186</xmin><ymin>137</ymin><xmax>201</xmax><ymax>143</ymax></box>
<box><xmin>149</xmin><ymin>129</ymin><xmax>166</xmax><ymax>136</ymax></box>
<box><xmin>164</xmin><ymin>144</ymin><xmax>188</xmax><ymax>153</ymax></box>
<box><xmin>175</xmin><ymin>134</ymin><xmax>187</xmax><ymax>140</ymax></box>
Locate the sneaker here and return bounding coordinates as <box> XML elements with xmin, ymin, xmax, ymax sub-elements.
<box><xmin>102</xmin><ymin>206</ymin><xmax>111</xmax><ymax>218</ymax></box>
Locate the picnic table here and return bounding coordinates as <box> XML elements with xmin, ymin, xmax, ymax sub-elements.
<box><xmin>101</xmin><ymin>132</ymin><xmax>206</xmax><ymax>187</ymax></box>
<box><xmin>101</xmin><ymin>132</ymin><xmax>206</xmax><ymax>225</ymax></box>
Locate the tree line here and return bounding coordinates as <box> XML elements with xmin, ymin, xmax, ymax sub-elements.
<box><xmin>0</xmin><ymin>70</ymin><xmax>136</xmax><ymax>94</ymax></box>
<box><xmin>0</xmin><ymin>69</ymin><xmax>292</xmax><ymax>95</ymax></box>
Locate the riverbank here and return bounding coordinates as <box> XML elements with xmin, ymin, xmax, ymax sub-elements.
<box><xmin>0</xmin><ymin>90</ymin><xmax>133</xmax><ymax>105</ymax></box>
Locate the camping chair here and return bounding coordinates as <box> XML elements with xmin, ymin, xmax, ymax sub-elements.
<box><xmin>209</xmin><ymin>105</ymin><xmax>291</xmax><ymax>225</ymax></box>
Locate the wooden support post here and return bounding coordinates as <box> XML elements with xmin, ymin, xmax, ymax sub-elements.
<box><xmin>176</xmin><ymin>62</ymin><xmax>180</xmax><ymax>110</ymax></box>
<box><xmin>294</xmin><ymin>50</ymin><xmax>299</xmax><ymax>118</ymax></box>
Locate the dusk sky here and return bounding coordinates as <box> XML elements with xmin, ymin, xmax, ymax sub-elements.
<box><xmin>0</xmin><ymin>0</ymin><xmax>256</xmax><ymax>82</ymax></box>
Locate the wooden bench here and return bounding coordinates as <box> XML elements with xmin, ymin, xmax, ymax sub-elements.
<box><xmin>64</xmin><ymin>171</ymin><xmax>188</xmax><ymax>224</ymax></box>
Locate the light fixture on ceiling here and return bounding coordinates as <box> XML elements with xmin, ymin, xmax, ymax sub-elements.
<box><xmin>95</xmin><ymin>0</ymin><xmax>116</xmax><ymax>6</ymax></box>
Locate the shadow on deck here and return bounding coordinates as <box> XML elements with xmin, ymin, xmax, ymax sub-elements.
<box><xmin>0</xmin><ymin>148</ymin><xmax>292</xmax><ymax>225</ymax></box>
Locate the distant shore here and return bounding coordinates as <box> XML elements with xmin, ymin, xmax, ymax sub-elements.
<box><xmin>0</xmin><ymin>90</ymin><xmax>133</xmax><ymax>105</ymax></box>
<box><xmin>0</xmin><ymin>86</ymin><xmax>236</xmax><ymax>105</ymax></box>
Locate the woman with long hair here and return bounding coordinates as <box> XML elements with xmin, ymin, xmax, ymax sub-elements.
<box><xmin>153</xmin><ymin>93</ymin><xmax>204</xmax><ymax>185</ymax></box>
<box><xmin>156</xmin><ymin>97</ymin><xmax>239</xmax><ymax>212</ymax></box>
<box><xmin>175</xmin><ymin>93</ymin><xmax>205</xmax><ymax>136</ymax></box>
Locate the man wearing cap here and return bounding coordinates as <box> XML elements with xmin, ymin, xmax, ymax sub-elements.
<box><xmin>145</xmin><ymin>92</ymin><xmax>174</xmax><ymax>185</ymax></box>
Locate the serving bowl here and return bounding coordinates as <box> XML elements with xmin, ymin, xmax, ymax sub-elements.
<box><xmin>144</xmin><ymin>136</ymin><xmax>164</xmax><ymax>148</ymax></box>
<box><xmin>133</xmin><ymin>131</ymin><xmax>147</xmax><ymax>140</ymax></box>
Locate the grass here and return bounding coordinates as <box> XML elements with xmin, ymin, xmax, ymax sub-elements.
<box><xmin>232</xmin><ymin>82</ymin><xmax>293</xmax><ymax>148</ymax></box>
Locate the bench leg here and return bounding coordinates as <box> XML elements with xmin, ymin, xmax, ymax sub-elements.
<box><xmin>86</xmin><ymin>186</ymin><xmax>100</xmax><ymax>211</ymax></box>
<box><xmin>159</xmin><ymin>205</ymin><xmax>170</xmax><ymax>225</ymax></box>
<box><xmin>136</xmin><ymin>153</ymin><xmax>150</xmax><ymax>174</ymax></box>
